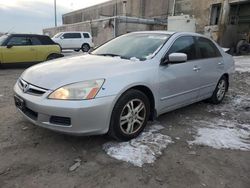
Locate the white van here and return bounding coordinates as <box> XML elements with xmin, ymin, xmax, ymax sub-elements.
<box><xmin>52</xmin><ymin>32</ymin><xmax>94</xmax><ymax>52</ymax></box>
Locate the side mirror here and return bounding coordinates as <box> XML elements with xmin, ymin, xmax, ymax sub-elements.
<box><xmin>168</xmin><ymin>53</ymin><xmax>187</xmax><ymax>64</ymax></box>
<box><xmin>6</xmin><ymin>44</ymin><xmax>13</xmax><ymax>49</ymax></box>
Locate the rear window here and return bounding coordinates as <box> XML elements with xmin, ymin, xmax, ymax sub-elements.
<box><xmin>83</xmin><ymin>33</ymin><xmax>90</xmax><ymax>38</ymax></box>
<box><xmin>63</xmin><ymin>33</ymin><xmax>82</xmax><ymax>39</ymax></box>
<box><xmin>196</xmin><ymin>37</ymin><xmax>221</xmax><ymax>58</ymax></box>
<box><xmin>31</xmin><ymin>37</ymin><xmax>42</xmax><ymax>45</ymax></box>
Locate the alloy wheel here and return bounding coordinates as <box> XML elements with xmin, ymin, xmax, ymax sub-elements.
<box><xmin>119</xmin><ymin>99</ymin><xmax>146</xmax><ymax>135</ymax></box>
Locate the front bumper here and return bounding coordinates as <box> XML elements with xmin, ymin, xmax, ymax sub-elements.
<box><xmin>14</xmin><ymin>83</ymin><xmax>116</xmax><ymax>135</ymax></box>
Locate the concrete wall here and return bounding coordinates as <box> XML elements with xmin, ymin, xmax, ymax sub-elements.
<box><xmin>43</xmin><ymin>17</ymin><xmax>167</xmax><ymax>46</ymax></box>
<box><xmin>62</xmin><ymin>0</ymin><xmax>173</xmax><ymax>24</ymax></box>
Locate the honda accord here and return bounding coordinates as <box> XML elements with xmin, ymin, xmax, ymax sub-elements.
<box><xmin>14</xmin><ymin>31</ymin><xmax>235</xmax><ymax>141</ymax></box>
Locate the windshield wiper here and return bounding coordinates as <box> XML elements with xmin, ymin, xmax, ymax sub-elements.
<box><xmin>95</xmin><ymin>53</ymin><xmax>129</xmax><ymax>60</ymax></box>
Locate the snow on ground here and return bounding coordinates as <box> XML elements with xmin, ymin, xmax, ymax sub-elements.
<box><xmin>234</xmin><ymin>56</ymin><xmax>250</xmax><ymax>72</ymax></box>
<box><xmin>207</xmin><ymin>94</ymin><xmax>250</xmax><ymax>116</ymax></box>
<box><xmin>103</xmin><ymin>124</ymin><xmax>173</xmax><ymax>167</ymax></box>
<box><xmin>188</xmin><ymin>119</ymin><xmax>250</xmax><ymax>151</ymax></box>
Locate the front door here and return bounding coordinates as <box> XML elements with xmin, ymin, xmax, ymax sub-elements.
<box><xmin>158</xmin><ymin>36</ymin><xmax>201</xmax><ymax>113</ymax></box>
<box><xmin>2</xmin><ymin>36</ymin><xmax>37</xmax><ymax>63</ymax></box>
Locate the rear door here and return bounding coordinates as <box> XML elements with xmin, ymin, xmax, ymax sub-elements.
<box><xmin>2</xmin><ymin>36</ymin><xmax>37</xmax><ymax>63</ymax></box>
<box><xmin>61</xmin><ymin>33</ymin><xmax>82</xmax><ymax>49</ymax></box>
<box><xmin>194</xmin><ymin>37</ymin><xmax>224</xmax><ymax>100</ymax></box>
<box><xmin>158</xmin><ymin>36</ymin><xmax>201</xmax><ymax>113</ymax></box>
<box><xmin>30</xmin><ymin>36</ymin><xmax>47</xmax><ymax>62</ymax></box>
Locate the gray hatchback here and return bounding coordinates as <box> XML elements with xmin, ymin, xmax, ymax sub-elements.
<box><xmin>14</xmin><ymin>31</ymin><xmax>235</xmax><ymax>141</ymax></box>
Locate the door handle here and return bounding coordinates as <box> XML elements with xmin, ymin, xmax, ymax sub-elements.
<box><xmin>193</xmin><ymin>66</ymin><xmax>201</xmax><ymax>71</ymax></box>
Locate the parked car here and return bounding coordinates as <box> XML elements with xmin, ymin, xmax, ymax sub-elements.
<box><xmin>14</xmin><ymin>31</ymin><xmax>235</xmax><ymax>141</ymax></box>
<box><xmin>52</xmin><ymin>32</ymin><xmax>94</xmax><ymax>52</ymax></box>
<box><xmin>0</xmin><ymin>34</ymin><xmax>62</xmax><ymax>66</ymax></box>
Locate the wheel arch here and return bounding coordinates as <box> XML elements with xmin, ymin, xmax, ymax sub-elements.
<box><xmin>112</xmin><ymin>85</ymin><xmax>156</xmax><ymax>121</ymax></box>
<box><xmin>222</xmin><ymin>73</ymin><xmax>229</xmax><ymax>91</ymax></box>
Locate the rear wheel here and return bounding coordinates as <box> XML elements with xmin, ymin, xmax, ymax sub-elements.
<box><xmin>108</xmin><ymin>89</ymin><xmax>150</xmax><ymax>141</ymax></box>
<box><xmin>208</xmin><ymin>76</ymin><xmax>228</xmax><ymax>104</ymax></box>
<box><xmin>81</xmin><ymin>44</ymin><xmax>90</xmax><ymax>52</ymax></box>
<box><xmin>46</xmin><ymin>54</ymin><xmax>59</xmax><ymax>61</ymax></box>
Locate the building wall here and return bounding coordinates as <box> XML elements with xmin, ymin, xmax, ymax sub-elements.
<box><xmin>43</xmin><ymin>17</ymin><xmax>167</xmax><ymax>46</ymax></box>
<box><xmin>62</xmin><ymin>0</ymin><xmax>174</xmax><ymax>24</ymax></box>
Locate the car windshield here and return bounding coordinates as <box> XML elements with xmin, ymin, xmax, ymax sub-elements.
<box><xmin>91</xmin><ymin>33</ymin><xmax>170</xmax><ymax>61</ymax></box>
<box><xmin>53</xmin><ymin>33</ymin><xmax>63</xmax><ymax>38</ymax></box>
<box><xmin>0</xmin><ymin>35</ymin><xmax>8</xmax><ymax>45</ymax></box>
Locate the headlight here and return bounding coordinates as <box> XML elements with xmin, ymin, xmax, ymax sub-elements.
<box><xmin>48</xmin><ymin>79</ymin><xmax>105</xmax><ymax>100</ymax></box>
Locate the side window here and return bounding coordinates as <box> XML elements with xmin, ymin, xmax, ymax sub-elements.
<box><xmin>197</xmin><ymin>37</ymin><xmax>221</xmax><ymax>58</ymax></box>
<box><xmin>63</xmin><ymin>33</ymin><xmax>81</xmax><ymax>39</ymax></box>
<box><xmin>168</xmin><ymin>36</ymin><xmax>197</xmax><ymax>61</ymax></box>
<box><xmin>7</xmin><ymin>37</ymin><xmax>32</xmax><ymax>46</ymax></box>
<box><xmin>31</xmin><ymin>37</ymin><xmax>42</xmax><ymax>45</ymax></box>
<box><xmin>83</xmin><ymin>33</ymin><xmax>90</xmax><ymax>38</ymax></box>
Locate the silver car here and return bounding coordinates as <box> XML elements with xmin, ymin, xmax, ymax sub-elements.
<box><xmin>14</xmin><ymin>31</ymin><xmax>235</xmax><ymax>141</ymax></box>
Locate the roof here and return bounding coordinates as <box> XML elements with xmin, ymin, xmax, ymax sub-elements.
<box><xmin>131</xmin><ymin>31</ymin><xmax>205</xmax><ymax>37</ymax></box>
<box><xmin>132</xmin><ymin>31</ymin><xmax>176</xmax><ymax>35</ymax></box>
<box><xmin>9</xmin><ymin>34</ymin><xmax>48</xmax><ymax>37</ymax></box>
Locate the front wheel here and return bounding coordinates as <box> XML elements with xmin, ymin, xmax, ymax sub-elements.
<box><xmin>208</xmin><ymin>76</ymin><xmax>228</xmax><ymax>104</ymax></box>
<box><xmin>108</xmin><ymin>89</ymin><xmax>150</xmax><ymax>141</ymax></box>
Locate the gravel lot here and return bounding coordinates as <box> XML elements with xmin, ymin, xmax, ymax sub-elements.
<box><xmin>0</xmin><ymin>55</ymin><xmax>250</xmax><ymax>188</ymax></box>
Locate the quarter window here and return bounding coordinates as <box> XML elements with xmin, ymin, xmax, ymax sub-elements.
<box><xmin>168</xmin><ymin>36</ymin><xmax>197</xmax><ymax>61</ymax></box>
<box><xmin>7</xmin><ymin>37</ymin><xmax>32</xmax><ymax>46</ymax></box>
<box><xmin>63</xmin><ymin>33</ymin><xmax>81</xmax><ymax>39</ymax></box>
<box><xmin>83</xmin><ymin>33</ymin><xmax>90</xmax><ymax>38</ymax></box>
<box><xmin>196</xmin><ymin>37</ymin><xmax>221</xmax><ymax>58</ymax></box>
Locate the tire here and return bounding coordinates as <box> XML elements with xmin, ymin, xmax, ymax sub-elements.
<box><xmin>81</xmin><ymin>44</ymin><xmax>90</xmax><ymax>52</ymax></box>
<box><xmin>108</xmin><ymin>89</ymin><xmax>150</xmax><ymax>141</ymax></box>
<box><xmin>46</xmin><ymin>54</ymin><xmax>58</xmax><ymax>61</ymax></box>
<box><xmin>74</xmin><ymin>49</ymin><xmax>80</xmax><ymax>52</ymax></box>
<box><xmin>208</xmin><ymin>76</ymin><xmax>228</xmax><ymax>104</ymax></box>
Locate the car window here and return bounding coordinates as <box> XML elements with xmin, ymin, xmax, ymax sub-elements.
<box><xmin>38</xmin><ymin>36</ymin><xmax>55</xmax><ymax>45</ymax></box>
<box><xmin>92</xmin><ymin>33</ymin><xmax>170</xmax><ymax>61</ymax></box>
<box><xmin>196</xmin><ymin>37</ymin><xmax>221</xmax><ymax>58</ymax></box>
<box><xmin>7</xmin><ymin>37</ymin><xmax>32</xmax><ymax>46</ymax></box>
<box><xmin>168</xmin><ymin>36</ymin><xmax>197</xmax><ymax>61</ymax></box>
<box><xmin>53</xmin><ymin>33</ymin><xmax>63</xmax><ymax>38</ymax></box>
<box><xmin>83</xmin><ymin>33</ymin><xmax>90</xmax><ymax>38</ymax></box>
<box><xmin>0</xmin><ymin>35</ymin><xmax>8</xmax><ymax>45</ymax></box>
<box><xmin>63</xmin><ymin>33</ymin><xmax>81</xmax><ymax>39</ymax></box>
<box><xmin>31</xmin><ymin>37</ymin><xmax>42</xmax><ymax>45</ymax></box>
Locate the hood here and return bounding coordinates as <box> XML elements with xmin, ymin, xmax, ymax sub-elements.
<box><xmin>21</xmin><ymin>54</ymin><xmax>150</xmax><ymax>90</ymax></box>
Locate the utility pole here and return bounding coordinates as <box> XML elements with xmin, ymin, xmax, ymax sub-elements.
<box><xmin>54</xmin><ymin>0</ymin><xmax>57</xmax><ymax>27</ymax></box>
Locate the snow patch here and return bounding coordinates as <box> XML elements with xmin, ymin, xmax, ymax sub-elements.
<box><xmin>189</xmin><ymin>119</ymin><xmax>250</xmax><ymax>151</ymax></box>
<box><xmin>103</xmin><ymin>124</ymin><xmax>173</xmax><ymax>167</ymax></box>
<box><xmin>234</xmin><ymin>56</ymin><xmax>250</xmax><ymax>73</ymax></box>
<box><xmin>208</xmin><ymin>94</ymin><xmax>250</xmax><ymax>115</ymax></box>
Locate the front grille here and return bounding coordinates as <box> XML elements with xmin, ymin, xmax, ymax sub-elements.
<box><xmin>50</xmin><ymin>116</ymin><xmax>71</xmax><ymax>126</ymax></box>
<box><xmin>18</xmin><ymin>79</ymin><xmax>48</xmax><ymax>96</ymax></box>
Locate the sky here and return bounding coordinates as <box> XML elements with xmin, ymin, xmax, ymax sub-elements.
<box><xmin>0</xmin><ymin>0</ymin><xmax>109</xmax><ymax>34</ymax></box>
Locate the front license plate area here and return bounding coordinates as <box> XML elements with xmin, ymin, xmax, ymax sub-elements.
<box><xmin>14</xmin><ymin>95</ymin><xmax>26</xmax><ymax>111</ymax></box>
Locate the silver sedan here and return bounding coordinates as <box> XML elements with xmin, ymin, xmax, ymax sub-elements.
<box><xmin>13</xmin><ymin>31</ymin><xmax>235</xmax><ymax>141</ymax></box>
